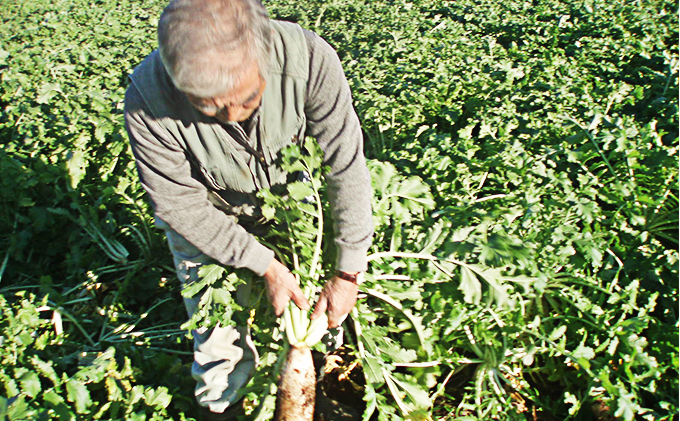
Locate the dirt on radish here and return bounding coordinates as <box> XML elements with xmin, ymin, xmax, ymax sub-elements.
<box><xmin>274</xmin><ymin>345</ymin><xmax>316</xmax><ymax>421</ymax></box>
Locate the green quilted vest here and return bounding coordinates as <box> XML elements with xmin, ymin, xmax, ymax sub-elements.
<box><xmin>130</xmin><ymin>21</ymin><xmax>309</xmax><ymax>220</ymax></box>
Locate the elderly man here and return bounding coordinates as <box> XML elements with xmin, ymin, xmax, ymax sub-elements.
<box><xmin>124</xmin><ymin>0</ymin><xmax>373</xmax><ymax>418</ymax></box>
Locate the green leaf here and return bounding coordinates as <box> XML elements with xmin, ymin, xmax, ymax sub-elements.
<box><xmin>262</xmin><ymin>204</ymin><xmax>276</xmax><ymax>220</ymax></box>
<box><xmin>450</xmin><ymin>226</ymin><xmax>476</xmax><ymax>243</ymax></box>
<box><xmin>369</xmin><ymin>161</ymin><xmax>398</xmax><ymax>197</ymax></box>
<box><xmin>549</xmin><ymin>325</ymin><xmax>568</xmax><ymax>342</ymax></box>
<box><xmin>197</xmin><ymin>264</ymin><xmax>226</xmax><ymax>285</ymax></box>
<box><xmin>459</xmin><ymin>266</ymin><xmax>482</xmax><ymax>305</ymax></box>
<box><xmin>210</xmin><ymin>288</ymin><xmax>230</xmax><ymax>305</ymax></box>
<box><xmin>42</xmin><ymin>390</ymin><xmax>73</xmax><ymax>419</ymax></box>
<box><xmin>418</xmin><ymin>219</ymin><xmax>448</xmax><ymax>254</ymax></box>
<box><xmin>42</xmin><ymin>390</ymin><xmax>66</xmax><ymax>406</ymax></box>
<box><xmin>65</xmin><ymin>149</ymin><xmax>87</xmax><ymax>189</ymax></box>
<box><xmin>302</xmin><ymin>137</ymin><xmax>324</xmax><ymax>170</ymax></box>
<box><xmin>523</xmin><ymin>346</ymin><xmax>537</xmax><ymax>366</ymax></box>
<box><xmin>362</xmin><ymin>353</ymin><xmax>385</xmax><ymax>385</ymax></box>
<box><xmin>572</xmin><ymin>344</ymin><xmax>595</xmax><ymax>360</ymax></box>
<box><xmin>17</xmin><ymin>369</ymin><xmax>41</xmax><ymax>398</ymax></box>
<box><xmin>391</xmin><ymin>177</ymin><xmax>435</xmax><ymax>208</ymax></box>
<box><xmin>182</xmin><ymin>275</ymin><xmax>210</xmax><ymax>299</ymax></box>
<box><xmin>287</xmin><ymin>182</ymin><xmax>315</xmax><ymax>201</ymax></box>
<box><xmin>468</xmin><ymin>264</ymin><xmax>513</xmax><ymax>309</ymax></box>
<box><xmin>390</xmin><ymin>374</ymin><xmax>432</xmax><ymax>409</ymax></box>
<box><xmin>66</xmin><ymin>378</ymin><xmax>93</xmax><ymax>413</ymax></box>
<box><xmin>614</xmin><ymin>387</ymin><xmax>640</xmax><ymax>421</ymax></box>
<box><xmin>106</xmin><ymin>376</ymin><xmax>124</xmax><ymax>402</ymax></box>
<box><xmin>144</xmin><ymin>387</ymin><xmax>172</xmax><ymax>408</ymax></box>
<box><xmin>36</xmin><ymin>83</ymin><xmax>62</xmax><ymax>104</ymax></box>
<box><xmin>362</xmin><ymin>383</ymin><xmax>378</xmax><ymax>421</ymax></box>
<box><xmin>7</xmin><ymin>395</ymin><xmax>33</xmax><ymax>420</ymax></box>
<box><xmin>379</xmin><ymin>337</ymin><xmax>418</xmax><ymax>364</ymax></box>
<box><xmin>572</xmin><ymin>344</ymin><xmax>595</xmax><ymax>370</ymax></box>
<box><xmin>127</xmin><ymin>385</ymin><xmax>145</xmax><ymax>407</ymax></box>
<box><xmin>30</xmin><ymin>356</ymin><xmax>60</xmax><ymax>387</ymax></box>
<box><xmin>17</xmin><ymin>197</ymin><xmax>35</xmax><ymax>207</ymax></box>
<box><xmin>0</xmin><ymin>49</ymin><xmax>9</xmax><ymax>65</ymax></box>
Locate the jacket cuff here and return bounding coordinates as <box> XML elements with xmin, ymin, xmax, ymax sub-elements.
<box><xmin>336</xmin><ymin>246</ymin><xmax>368</xmax><ymax>273</ymax></box>
<box><xmin>243</xmin><ymin>243</ymin><xmax>276</xmax><ymax>277</ymax></box>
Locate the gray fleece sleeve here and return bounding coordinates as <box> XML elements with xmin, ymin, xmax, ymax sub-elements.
<box><xmin>124</xmin><ymin>87</ymin><xmax>275</xmax><ymax>276</ymax></box>
<box><xmin>304</xmin><ymin>30</ymin><xmax>374</xmax><ymax>272</ymax></box>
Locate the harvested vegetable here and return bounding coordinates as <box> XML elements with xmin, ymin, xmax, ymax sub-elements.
<box><xmin>265</xmin><ymin>140</ymin><xmax>330</xmax><ymax>420</ymax></box>
<box><xmin>274</xmin><ymin>344</ymin><xmax>316</xmax><ymax>421</ymax></box>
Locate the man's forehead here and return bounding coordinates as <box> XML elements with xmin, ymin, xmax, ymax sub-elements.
<box><xmin>186</xmin><ymin>70</ymin><xmax>263</xmax><ymax>106</ymax></box>
<box><xmin>216</xmin><ymin>65</ymin><xmax>262</xmax><ymax>100</ymax></box>
<box><xmin>194</xmin><ymin>49</ymin><xmax>257</xmax><ymax>74</ymax></box>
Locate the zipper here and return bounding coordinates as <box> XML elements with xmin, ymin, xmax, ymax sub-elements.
<box><xmin>229</xmin><ymin>122</ymin><xmax>266</xmax><ymax>164</ymax></box>
<box><xmin>256</xmin><ymin>120</ymin><xmax>273</xmax><ymax>187</ymax></box>
<box><xmin>225</xmin><ymin>119</ymin><xmax>271</xmax><ymax>188</ymax></box>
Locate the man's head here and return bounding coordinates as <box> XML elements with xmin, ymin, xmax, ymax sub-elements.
<box><xmin>158</xmin><ymin>0</ymin><xmax>271</xmax><ymax>122</ymax></box>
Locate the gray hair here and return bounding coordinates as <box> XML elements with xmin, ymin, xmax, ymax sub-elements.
<box><xmin>158</xmin><ymin>0</ymin><xmax>272</xmax><ymax>98</ymax></box>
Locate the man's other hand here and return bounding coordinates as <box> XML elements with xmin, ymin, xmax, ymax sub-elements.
<box><xmin>311</xmin><ymin>276</ymin><xmax>359</xmax><ymax>328</ymax></box>
<box><xmin>263</xmin><ymin>259</ymin><xmax>310</xmax><ymax>316</ymax></box>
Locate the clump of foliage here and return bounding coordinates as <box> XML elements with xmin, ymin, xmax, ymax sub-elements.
<box><xmin>1</xmin><ymin>0</ymin><xmax>201</xmax><ymax>418</ymax></box>
<box><xmin>264</xmin><ymin>0</ymin><xmax>678</xmax><ymax>419</ymax></box>
<box><xmin>0</xmin><ymin>293</ymin><xmax>173</xmax><ymax>419</ymax></box>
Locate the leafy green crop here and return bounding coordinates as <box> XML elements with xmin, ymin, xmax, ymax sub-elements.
<box><xmin>182</xmin><ymin>139</ymin><xmax>548</xmax><ymax>420</ymax></box>
<box><xmin>1</xmin><ymin>0</ymin><xmax>677</xmax><ymax>419</ymax></box>
<box><xmin>0</xmin><ymin>293</ymin><xmax>173</xmax><ymax>420</ymax></box>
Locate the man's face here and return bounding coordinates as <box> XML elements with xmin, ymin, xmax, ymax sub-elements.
<box><xmin>185</xmin><ymin>61</ymin><xmax>266</xmax><ymax>124</ymax></box>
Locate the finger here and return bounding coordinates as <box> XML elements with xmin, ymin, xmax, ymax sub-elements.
<box><xmin>310</xmin><ymin>294</ymin><xmax>327</xmax><ymax>321</ymax></box>
<box><xmin>289</xmin><ymin>285</ymin><xmax>311</xmax><ymax>312</ymax></box>
<box><xmin>272</xmin><ymin>293</ymin><xmax>291</xmax><ymax>317</ymax></box>
<box><xmin>328</xmin><ymin>312</ymin><xmax>348</xmax><ymax>329</ymax></box>
<box><xmin>326</xmin><ymin>298</ymin><xmax>346</xmax><ymax>328</ymax></box>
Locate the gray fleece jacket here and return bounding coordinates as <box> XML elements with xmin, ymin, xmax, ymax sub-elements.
<box><xmin>124</xmin><ymin>26</ymin><xmax>373</xmax><ymax>276</ymax></box>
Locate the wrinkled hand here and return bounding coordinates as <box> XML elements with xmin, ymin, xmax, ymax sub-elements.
<box><xmin>311</xmin><ymin>276</ymin><xmax>359</xmax><ymax>329</ymax></box>
<box><xmin>263</xmin><ymin>259</ymin><xmax>310</xmax><ymax>316</ymax></box>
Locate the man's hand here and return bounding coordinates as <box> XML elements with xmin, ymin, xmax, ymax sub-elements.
<box><xmin>311</xmin><ymin>275</ymin><xmax>359</xmax><ymax>328</ymax></box>
<box><xmin>263</xmin><ymin>259</ymin><xmax>310</xmax><ymax>316</ymax></box>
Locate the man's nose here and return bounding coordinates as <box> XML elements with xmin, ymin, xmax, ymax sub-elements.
<box><xmin>225</xmin><ymin>106</ymin><xmax>245</xmax><ymax>122</ymax></box>
<box><xmin>202</xmin><ymin>108</ymin><xmax>218</xmax><ymax>117</ymax></box>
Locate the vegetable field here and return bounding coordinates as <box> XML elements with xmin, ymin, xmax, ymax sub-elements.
<box><xmin>0</xmin><ymin>0</ymin><xmax>677</xmax><ymax>420</ymax></box>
